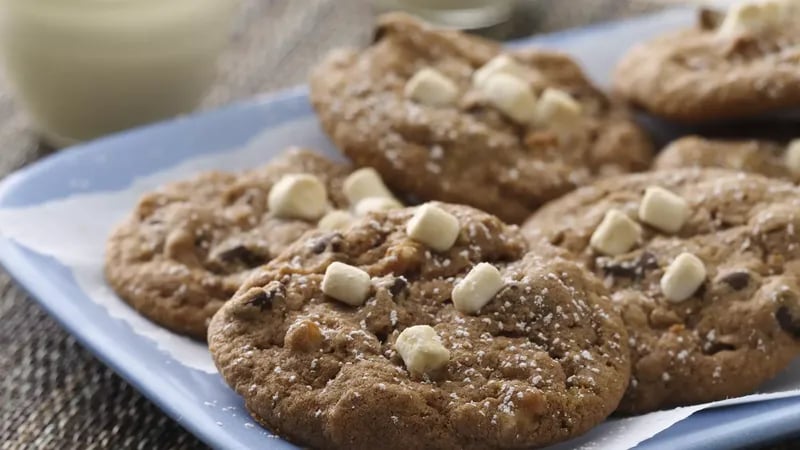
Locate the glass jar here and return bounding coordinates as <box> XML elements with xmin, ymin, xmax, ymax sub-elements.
<box><xmin>0</xmin><ymin>0</ymin><xmax>237</xmax><ymax>146</ymax></box>
<box><xmin>372</xmin><ymin>0</ymin><xmax>514</xmax><ymax>30</ymax></box>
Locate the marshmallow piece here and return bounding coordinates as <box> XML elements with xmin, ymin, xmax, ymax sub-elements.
<box><xmin>322</xmin><ymin>262</ymin><xmax>371</xmax><ymax>306</ymax></box>
<box><xmin>354</xmin><ymin>197</ymin><xmax>403</xmax><ymax>216</ymax></box>
<box><xmin>268</xmin><ymin>174</ymin><xmax>328</xmax><ymax>221</ymax></box>
<box><xmin>660</xmin><ymin>252</ymin><xmax>707</xmax><ymax>303</ymax></box>
<box><xmin>590</xmin><ymin>209</ymin><xmax>642</xmax><ymax>256</ymax></box>
<box><xmin>785</xmin><ymin>139</ymin><xmax>800</xmax><ymax>176</ymax></box>
<box><xmin>638</xmin><ymin>186</ymin><xmax>691</xmax><ymax>233</ymax></box>
<box><xmin>718</xmin><ymin>0</ymin><xmax>782</xmax><ymax>36</ymax></box>
<box><xmin>452</xmin><ymin>263</ymin><xmax>504</xmax><ymax>314</ymax></box>
<box><xmin>404</xmin><ymin>68</ymin><xmax>459</xmax><ymax>107</ymax></box>
<box><xmin>473</xmin><ymin>55</ymin><xmax>528</xmax><ymax>89</ymax></box>
<box><xmin>534</xmin><ymin>88</ymin><xmax>583</xmax><ymax>127</ymax></box>
<box><xmin>318</xmin><ymin>210</ymin><xmax>353</xmax><ymax>231</ymax></box>
<box><xmin>405</xmin><ymin>203</ymin><xmax>460</xmax><ymax>252</ymax></box>
<box><xmin>343</xmin><ymin>167</ymin><xmax>395</xmax><ymax>205</ymax></box>
<box><xmin>479</xmin><ymin>73</ymin><xmax>537</xmax><ymax>124</ymax></box>
<box><xmin>395</xmin><ymin>325</ymin><xmax>450</xmax><ymax>377</ymax></box>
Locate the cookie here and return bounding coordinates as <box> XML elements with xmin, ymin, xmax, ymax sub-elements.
<box><xmin>523</xmin><ymin>168</ymin><xmax>800</xmax><ymax>413</ymax></box>
<box><xmin>309</xmin><ymin>13</ymin><xmax>653</xmax><ymax>224</ymax></box>
<box><xmin>614</xmin><ymin>3</ymin><xmax>800</xmax><ymax>122</ymax></box>
<box><xmin>105</xmin><ymin>149</ymin><xmax>351</xmax><ymax>339</ymax></box>
<box><xmin>209</xmin><ymin>203</ymin><xmax>631</xmax><ymax>449</ymax></box>
<box><xmin>654</xmin><ymin>136</ymin><xmax>800</xmax><ymax>182</ymax></box>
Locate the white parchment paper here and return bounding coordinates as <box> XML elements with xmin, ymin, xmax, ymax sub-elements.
<box><xmin>1</xmin><ymin>2</ymin><xmax>797</xmax><ymax>448</ymax></box>
<box><xmin>0</xmin><ymin>116</ymin><xmax>335</xmax><ymax>373</ymax></box>
<box><xmin>0</xmin><ymin>114</ymin><xmax>798</xmax><ymax>449</ymax></box>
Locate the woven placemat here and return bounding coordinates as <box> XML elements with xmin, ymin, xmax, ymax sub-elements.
<box><xmin>1</xmin><ymin>1</ymin><xmax>793</xmax><ymax>448</ymax></box>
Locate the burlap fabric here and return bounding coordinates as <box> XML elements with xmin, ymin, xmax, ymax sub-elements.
<box><xmin>1</xmin><ymin>1</ymin><xmax>795</xmax><ymax>448</ymax></box>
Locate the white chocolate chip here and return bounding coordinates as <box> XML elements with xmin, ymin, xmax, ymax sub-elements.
<box><xmin>404</xmin><ymin>68</ymin><xmax>458</xmax><ymax>107</ymax></box>
<box><xmin>590</xmin><ymin>209</ymin><xmax>642</xmax><ymax>256</ymax></box>
<box><xmin>354</xmin><ymin>197</ymin><xmax>403</xmax><ymax>216</ymax></box>
<box><xmin>451</xmin><ymin>263</ymin><xmax>504</xmax><ymax>314</ymax></box>
<box><xmin>534</xmin><ymin>88</ymin><xmax>583</xmax><ymax>127</ymax></box>
<box><xmin>318</xmin><ymin>210</ymin><xmax>353</xmax><ymax>231</ymax></box>
<box><xmin>343</xmin><ymin>167</ymin><xmax>395</xmax><ymax>205</ymax></box>
<box><xmin>472</xmin><ymin>54</ymin><xmax>528</xmax><ymax>89</ymax></box>
<box><xmin>660</xmin><ymin>253</ymin><xmax>707</xmax><ymax>303</ymax></box>
<box><xmin>395</xmin><ymin>325</ymin><xmax>450</xmax><ymax>377</ymax></box>
<box><xmin>638</xmin><ymin>186</ymin><xmax>691</xmax><ymax>233</ymax></box>
<box><xmin>479</xmin><ymin>72</ymin><xmax>537</xmax><ymax>124</ymax></box>
<box><xmin>405</xmin><ymin>203</ymin><xmax>460</xmax><ymax>252</ymax></box>
<box><xmin>718</xmin><ymin>0</ymin><xmax>782</xmax><ymax>36</ymax></box>
<box><xmin>321</xmin><ymin>262</ymin><xmax>371</xmax><ymax>306</ymax></box>
<box><xmin>268</xmin><ymin>174</ymin><xmax>328</xmax><ymax>221</ymax></box>
<box><xmin>785</xmin><ymin>139</ymin><xmax>800</xmax><ymax>176</ymax></box>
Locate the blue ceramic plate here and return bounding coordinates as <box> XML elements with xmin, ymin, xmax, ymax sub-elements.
<box><xmin>1</xmin><ymin>7</ymin><xmax>799</xmax><ymax>450</ymax></box>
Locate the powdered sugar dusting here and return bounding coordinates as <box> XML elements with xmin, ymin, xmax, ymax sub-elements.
<box><xmin>0</xmin><ymin>116</ymin><xmax>333</xmax><ymax>373</ymax></box>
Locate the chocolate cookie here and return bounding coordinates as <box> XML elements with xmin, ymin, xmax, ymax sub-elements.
<box><xmin>654</xmin><ymin>135</ymin><xmax>800</xmax><ymax>182</ymax></box>
<box><xmin>105</xmin><ymin>149</ymin><xmax>350</xmax><ymax>339</ymax></box>
<box><xmin>309</xmin><ymin>13</ymin><xmax>653</xmax><ymax>224</ymax></box>
<box><xmin>523</xmin><ymin>168</ymin><xmax>800</xmax><ymax>413</ymax></box>
<box><xmin>209</xmin><ymin>203</ymin><xmax>631</xmax><ymax>449</ymax></box>
<box><xmin>614</xmin><ymin>4</ymin><xmax>800</xmax><ymax>122</ymax></box>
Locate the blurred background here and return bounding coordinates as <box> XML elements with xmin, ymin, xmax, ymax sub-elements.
<box><xmin>0</xmin><ymin>0</ymin><xmax>694</xmax><ymax>153</ymax></box>
<box><xmin>2</xmin><ymin>1</ymin><xmax>765</xmax><ymax>449</ymax></box>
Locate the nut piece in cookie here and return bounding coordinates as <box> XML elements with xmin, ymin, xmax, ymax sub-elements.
<box><xmin>209</xmin><ymin>203</ymin><xmax>631</xmax><ymax>449</ymax></box>
<box><xmin>104</xmin><ymin>149</ymin><xmax>350</xmax><ymax>339</ymax></box>
<box><xmin>310</xmin><ymin>12</ymin><xmax>653</xmax><ymax>223</ymax></box>
<box><xmin>395</xmin><ymin>325</ymin><xmax>450</xmax><ymax>377</ymax></box>
<box><xmin>614</xmin><ymin>3</ymin><xmax>800</xmax><ymax>121</ymax></box>
<box><xmin>654</xmin><ymin>136</ymin><xmax>799</xmax><ymax>183</ymax></box>
<box><xmin>523</xmin><ymin>168</ymin><xmax>800</xmax><ymax>413</ymax></box>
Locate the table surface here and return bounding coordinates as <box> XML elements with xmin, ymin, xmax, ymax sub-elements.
<box><xmin>0</xmin><ymin>1</ymin><xmax>796</xmax><ymax>449</ymax></box>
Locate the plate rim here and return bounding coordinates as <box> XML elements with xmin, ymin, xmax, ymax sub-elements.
<box><xmin>1</xmin><ymin>7</ymin><xmax>799</xmax><ymax>450</ymax></box>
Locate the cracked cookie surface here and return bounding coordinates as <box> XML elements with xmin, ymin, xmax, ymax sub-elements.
<box><xmin>209</xmin><ymin>203</ymin><xmax>630</xmax><ymax>449</ymax></box>
<box><xmin>105</xmin><ymin>149</ymin><xmax>350</xmax><ymax>339</ymax></box>
<box><xmin>614</xmin><ymin>8</ymin><xmax>800</xmax><ymax>122</ymax></box>
<box><xmin>310</xmin><ymin>13</ymin><xmax>652</xmax><ymax>224</ymax></box>
<box><xmin>654</xmin><ymin>136</ymin><xmax>797</xmax><ymax>182</ymax></box>
<box><xmin>523</xmin><ymin>168</ymin><xmax>800</xmax><ymax>413</ymax></box>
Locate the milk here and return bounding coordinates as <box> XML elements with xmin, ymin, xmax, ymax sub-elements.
<box><xmin>0</xmin><ymin>0</ymin><xmax>237</xmax><ymax>146</ymax></box>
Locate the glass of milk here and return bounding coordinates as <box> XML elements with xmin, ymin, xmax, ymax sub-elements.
<box><xmin>0</xmin><ymin>0</ymin><xmax>238</xmax><ymax>147</ymax></box>
<box><xmin>373</xmin><ymin>0</ymin><xmax>515</xmax><ymax>29</ymax></box>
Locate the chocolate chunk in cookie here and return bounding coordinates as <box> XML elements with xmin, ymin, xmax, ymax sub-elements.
<box><xmin>310</xmin><ymin>13</ymin><xmax>653</xmax><ymax>224</ymax></box>
<box><xmin>104</xmin><ymin>149</ymin><xmax>350</xmax><ymax>339</ymax></box>
<box><xmin>614</xmin><ymin>3</ymin><xmax>800</xmax><ymax>122</ymax></box>
<box><xmin>523</xmin><ymin>168</ymin><xmax>800</xmax><ymax>413</ymax></box>
<box><xmin>655</xmin><ymin>136</ymin><xmax>800</xmax><ymax>182</ymax></box>
<box><xmin>209</xmin><ymin>203</ymin><xmax>630</xmax><ymax>449</ymax></box>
